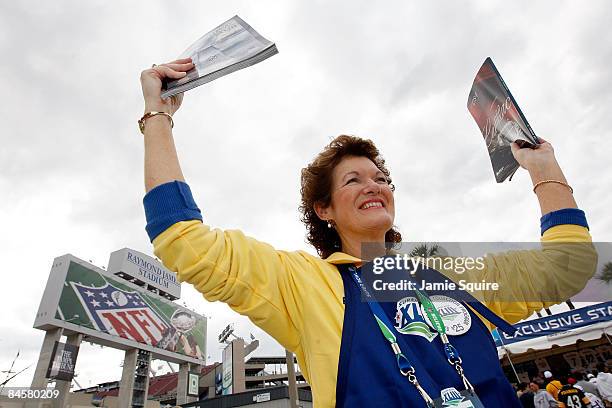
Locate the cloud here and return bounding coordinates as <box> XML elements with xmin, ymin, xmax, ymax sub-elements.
<box><xmin>1</xmin><ymin>0</ymin><xmax>611</xmax><ymax>389</ymax></box>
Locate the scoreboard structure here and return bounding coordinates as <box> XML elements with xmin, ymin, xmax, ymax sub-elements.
<box><xmin>31</xmin><ymin>253</ymin><xmax>206</xmax><ymax>407</ymax></box>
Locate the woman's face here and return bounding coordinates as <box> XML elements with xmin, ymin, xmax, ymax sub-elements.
<box><xmin>318</xmin><ymin>155</ymin><xmax>395</xmax><ymax>240</ymax></box>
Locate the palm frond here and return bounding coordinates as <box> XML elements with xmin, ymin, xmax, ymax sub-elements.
<box><xmin>409</xmin><ymin>243</ymin><xmax>440</xmax><ymax>258</ymax></box>
<box><xmin>596</xmin><ymin>261</ymin><xmax>612</xmax><ymax>285</ymax></box>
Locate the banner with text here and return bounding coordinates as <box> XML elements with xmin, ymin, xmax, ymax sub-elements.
<box><xmin>493</xmin><ymin>301</ymin><xmax>612</xmax><ymax>347</ymax></box>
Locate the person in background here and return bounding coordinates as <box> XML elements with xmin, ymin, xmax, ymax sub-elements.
<box><xmin>595</xmin><ymin>363</ymin><xmax>612</xmax><ymax>407</ymax></box>
<box><xmin>575</xmin><ymin>371</ymin><xmax>601</xmax><ymax>398</ymax></box>
<box><xmin>546</xmin><ymin>371</ymin><xmax>564</xmax><ymax>401</ymax></box>
<box><xmin>557</xmin><ymin>382</ymin><xmax>592</xmax><ymax>408</ymax></box>
<box><xmin>576</xmin><ymin>385</ymin><xmax>605</xmax><ymax>408</ymax></box>
<box><xmin>532</xmin><ymin>381</ymin><xmax>559</xmax><ymax>408</ymax></box>
<box><xmin>519</xmin><ymin>382</ymin><xmax>536</xmax><ymax>408</ymax></box>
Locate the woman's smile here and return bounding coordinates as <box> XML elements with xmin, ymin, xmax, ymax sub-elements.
<box><xmin>359</xmin><ymin>199</ymin><xmax>385</xmax><ymax>210</ymax></box>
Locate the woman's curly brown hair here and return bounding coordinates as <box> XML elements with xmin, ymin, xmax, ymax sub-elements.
<box><xmin>299</xmin><ymin>135</ymin><xmax>402</xmax><ymax>258</ymax></box>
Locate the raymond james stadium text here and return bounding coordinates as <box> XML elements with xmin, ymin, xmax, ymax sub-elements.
<box><xmin>126</xmin><ymin>252</ymin><xmax>178</xmax><ymax>288</ymax></box>
<box><xmin>371</xmin><ymin>254</ymin><xmax>486</xmax><ymax>274</ymax></box>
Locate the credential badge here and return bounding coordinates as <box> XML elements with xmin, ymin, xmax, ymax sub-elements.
<box><xmin>441</xmin><ymin>387</ymin><xmax>475</xmax><ymax>408</ymax></box>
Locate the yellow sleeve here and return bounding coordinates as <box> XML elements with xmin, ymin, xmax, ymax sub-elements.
<box><xmin>480</xmin><ymin>224</ymin><xmax>597</xmax><ymax>324</ymax></box>
<box><xmin>152</xmin><ymin>220</ymin><xmax>308</xmax><ymax>351</ymax></box>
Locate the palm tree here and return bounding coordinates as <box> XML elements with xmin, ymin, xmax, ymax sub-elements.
<box><xmin>409</xmin><ymin>243</ymin><xmax>440</xmax><ymax>258</ymax></box>
<box><xmin>556</xmin><ymin>261</ymin><xmax>612</xmax><ymax>315</ymax></box>
<box><xmin>597</xmin><ymin>261</ymin><xmax>612</xmax><ymax>285</ymax></box>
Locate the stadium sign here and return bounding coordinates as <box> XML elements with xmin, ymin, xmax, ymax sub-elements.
<box><xmin>46</xmin><ymin>341</ymin><xmax>79</xmax><ymax>381</ymax></box>
<box><xmin>107</xmin><ymin>248</ymin><xmax>181</xmax><ymax>300</ymax></box>
<box><xmin>34</xmin><ymin>254</ymin><xmax>206</xmax><ymax>365</ymax></box>
<box><xmin>222</xmin><ymin>342</ymin><xmax>233</xmax><ymax>395</ymax></box>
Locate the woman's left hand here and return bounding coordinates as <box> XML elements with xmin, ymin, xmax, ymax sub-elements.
<box><xmin>511</xmin><ymin>137</ymin><xmax>577</xmax><ymax>214</ymax></box>
<box><xmin>510</xmin><ymin>138</ymin><xmax>560</xmax><ymax>176</ymax></box>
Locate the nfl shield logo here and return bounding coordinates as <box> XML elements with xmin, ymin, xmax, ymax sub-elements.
<box><xmin>72</xmin><ymin>282</ymin><xmax>169</xmax><ymax>346</ymax></box>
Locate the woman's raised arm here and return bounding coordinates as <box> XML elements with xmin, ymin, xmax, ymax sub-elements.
<box><xmin>139</xmin><ymin>58</ymin><xmax>194</xmax><ymax>192</ymax></box>
<box><xmin>138</xmin><ymin>60</ymin><xmax>306</xmax><ymax>354</ymax></box>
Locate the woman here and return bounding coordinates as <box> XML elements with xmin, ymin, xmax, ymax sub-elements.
<box><xmin>139</xmin><ymin>59</ymin><xmax>596</xmax><ymax>407</ymax></box>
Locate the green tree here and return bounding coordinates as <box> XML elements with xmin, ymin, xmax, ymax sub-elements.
<box><xmin>597</xmin><ymin>261</ymin><xmax>612</xmax><ymax>285</ymax></box>
<box><xmin>409</xmin><ymin>243</ymin><xmax>440</xmax><ymax>258</ymax></box>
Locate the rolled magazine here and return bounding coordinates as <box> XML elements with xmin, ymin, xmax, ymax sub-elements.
<box><xmin>467</xmin><ymin>57</ymin><xmax>540</xmax><ymax>183</ymax></box>
<box><xmin>161</xmin><ymin>15</ymin><xmax>278</xmax><ymax>99</ymax></box>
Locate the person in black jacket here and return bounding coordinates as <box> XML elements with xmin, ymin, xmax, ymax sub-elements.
<box><xmin>519</xmin><ymin>382</ymin><xmax>536</xmax><ymax>408</ymax></box>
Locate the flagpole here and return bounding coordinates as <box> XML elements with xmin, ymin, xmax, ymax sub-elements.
<box><xmin>498</xmin><ymin>332</ymin><xmax>521</xmax><ymax>384</ymax></box>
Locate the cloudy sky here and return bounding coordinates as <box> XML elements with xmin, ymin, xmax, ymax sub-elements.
<box><xmin>1</xmin><ymin>0</ymin><xmax>611</xmax><ymax>389</ymax></box>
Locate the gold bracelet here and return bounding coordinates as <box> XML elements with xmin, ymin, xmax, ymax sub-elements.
<box><xmin>532</xmin><ymin>180</ymin><xmax>573</xmax><ymax>194</ymax></box>
<box><xmin>138</xmin><ymin>111</ymin><xmax>173</xmax><ymax>134</ymax></box>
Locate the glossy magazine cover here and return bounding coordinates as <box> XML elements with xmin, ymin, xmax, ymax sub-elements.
<box><xmin>467</xmin><ymin>57</ymin><xmax>540</xmax><ymax>182</ymax></box>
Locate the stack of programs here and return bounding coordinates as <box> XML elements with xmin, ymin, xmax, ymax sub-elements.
<box><xmin>161</xmin><ymin>15</ymin><xmax>278</xmax><ymax>99</ymax></box>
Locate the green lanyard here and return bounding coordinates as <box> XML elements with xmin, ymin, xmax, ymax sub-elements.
<box><xmin>415</xmin><ymin>289</ymin><xmax>475</xmax><ymax>393</ymax></box>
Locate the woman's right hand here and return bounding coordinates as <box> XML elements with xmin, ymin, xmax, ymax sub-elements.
<box><xmin>140</xmin><ymin>58</ymin><xmax>194</xmax><ymax>115</ymax></box>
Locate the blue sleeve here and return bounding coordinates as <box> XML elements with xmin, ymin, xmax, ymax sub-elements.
<box><xmin>540</xmin><ymin>208</ymin><xmax>589</xmax><ymax>235</ymax></box>
<box><xmin>143</xmin><ymin>180</ymin><xmax>203</xmax><ymax>242</ymax></box>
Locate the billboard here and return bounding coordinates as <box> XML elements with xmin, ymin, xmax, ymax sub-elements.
<box><xmin>222</xmin><ymin>342</ymin><xmax>233</xmax><ymax>395</ymax></box>
<box><xmin>107</xmin><ymin>248</ymin><xmax>181</xmax><ymax>300</ymax></box>
<box><xmin>46</xmin><ymin>341</ymin><xmax>79</xmax><ymax>381</ymax></box>
<box><xmin>34</xmin><ymin>254</ymin><xmax>206</xmax><ymax>365</ymax></box>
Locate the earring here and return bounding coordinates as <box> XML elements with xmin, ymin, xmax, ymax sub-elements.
<box><xmin>327</xmin><ymin>220</ymin><xmax>334</xmax><ymax>229</ymax></box>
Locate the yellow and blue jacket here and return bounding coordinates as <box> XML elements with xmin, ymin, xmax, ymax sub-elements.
<box><xmin>144</xmin><ymin>180</ymin><xmax>595</xmax><ymax>407</ymax></box>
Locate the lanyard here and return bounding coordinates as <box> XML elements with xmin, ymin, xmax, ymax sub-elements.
<box><xmin>348</xmin><ymin>266</ymin><xmax>475</xmax><ymax>406</ymax></box>
<box><xmin>349</xmin><ymin>266</ymin><xmax>435</xmax><ymax>405</ymax></box>
<box><xmin>414</xmin><ymin>289</ymin><xmax>475</xmax><ymax>393</ymax></box>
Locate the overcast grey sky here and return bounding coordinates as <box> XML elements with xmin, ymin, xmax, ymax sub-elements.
<box><xmin>1</xmin><ymin>0</ymin><xmax>611</xmax><ymax>389</ymax></box>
